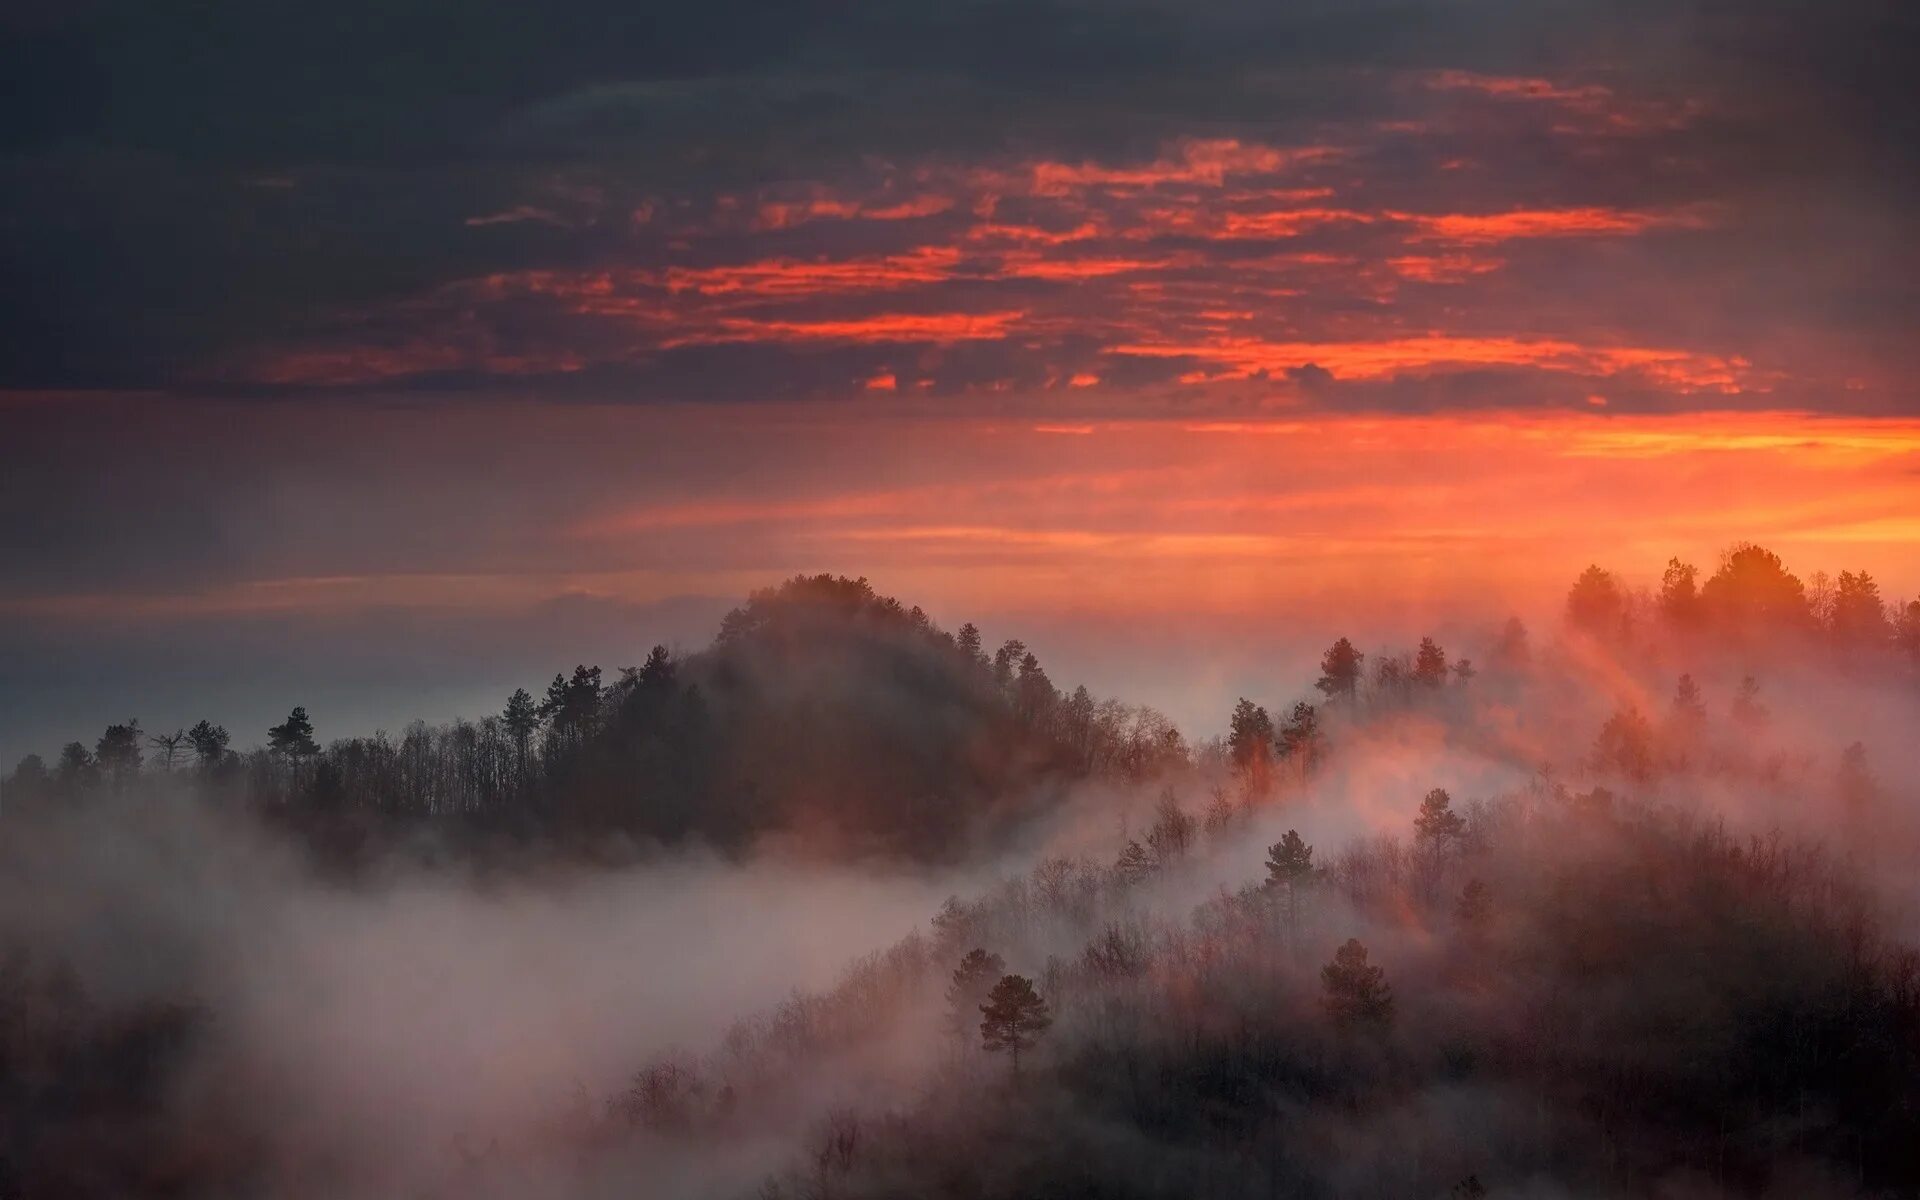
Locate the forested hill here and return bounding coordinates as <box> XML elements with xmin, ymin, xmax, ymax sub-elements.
<box><xmin>0</xmin><ymin>576</ymin><xmax>1187</xmax><ymax>862</ymax></box>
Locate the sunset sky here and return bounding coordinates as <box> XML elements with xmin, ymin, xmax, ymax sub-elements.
<box><xmin>4</xmin><ymin>0</ymin><xmax>1917</xmax><ymax>760</ymax></box>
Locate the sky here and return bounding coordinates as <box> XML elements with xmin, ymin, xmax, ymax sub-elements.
<box><xmin>3</xmin><ymin>0</ymin><xmax>1918</xmax><ymax>762</ymax></box>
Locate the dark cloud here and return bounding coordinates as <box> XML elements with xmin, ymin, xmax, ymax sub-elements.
<box><xmin>1</xmin><ymin>0</ymin><xmax>1913</xmax><ymax>393</ymax></box>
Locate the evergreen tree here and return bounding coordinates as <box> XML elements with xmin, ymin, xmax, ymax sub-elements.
<box><xmin>1413</xmin><ymin>787</ymin><xmax>1466</xmax><ymax>849</ymax></box>
<box><xmin>1276</xmin><ymin>701</ymin><xmax>1322</xmax><ymax>768</ymax></box>
<box><xmin>979</xmin><ymin>974</ymin><xmax>1052</xmax><ymax>1073</ymax></box>
<box><xmin>1659</xmin><ymin>557</ymin><xmax>1701</xmax><ymax>628</ymax></box>
<box><xmin>1314</xmin><ymin>638</ymin><xmax>1364</xmax><ymax>701</ymax></box>
<box><xmin>186</xmin><ymin>720</ymin><xmax>230</xmax><ymax>768</ymax></box>
<box><xmin>1566</xmin><ymin>565</ymin><xmax>1627</xmax><ymax>639</ymax></box>
<box><xmin>1263</xmin><ymin>829</ymin><xmax>1314</xmax><ymax>891</ymax></box>
<box><xmin>1264</xmin><ymin>829</ymin><xmax>1315</xmax><ymax>938</ymax></box>
<box><xmin>94</xmin><ymin>720</ymin><xmax>144</xmax><ymax>790</ymax></box>
<box><xmin>1227</xmin><ymin>699</ymin><xmax>1275</xmax><ymax>771</ymax></box>
<box><xmin>1413</xmin><ymin>637</ymin><xmax>1449</xmax><ymax>688</ymax></box>
<box><xmin>267</xmin><ymin>707</ymin><xmax>319</xmax><ymax>760</ymax></box>
<box><xmin>945</xmin><ymin>948</ymin><xmax>1006</xmax><ymax>1041</ymax></box>
<box><xmin>1113</xmin><ymin>839</ymin><xmax>1154</xmax><ymax>886</ymax></box>
<box><xmin>1730</xmin><ymin>676</ymin><xmax>1769</xmax><ymax>730</ymax></box>
<box><xmin>1455</xmin><ymin>878</ymin><xmax>1491</xmax><ymax>930</ymax></box>
<box><xmin>1321</xmin><ymin>938</ymin><xmax>1393</xmax><ymax>1029</ymax></box>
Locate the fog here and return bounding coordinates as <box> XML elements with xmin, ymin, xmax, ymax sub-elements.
<box><xmin>3</xmin><ymin>560</ymin><xmax>1918</xmax><ymax>1197</ymax></box>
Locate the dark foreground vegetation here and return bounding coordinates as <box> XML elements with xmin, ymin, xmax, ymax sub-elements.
<box><xmin>1</xmin><ymin>544</ymin><xmax>1918</xmax><ymax>1198</ymax></box>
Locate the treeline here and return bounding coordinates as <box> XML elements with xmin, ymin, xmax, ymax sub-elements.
<box><xmin>590</xmin><ymin>781</ymin><xmax>1920</xmax><ymax>1199</ymax></box>
<box><xmin>1566</xmin><ymin>542</ymin><xmax>1920</xmax><ymax>663</ymax></box>
<box><xmin>0</xmin><ymin>576</ymin><xmax>1187</xmax><ymax>860</ymax></box>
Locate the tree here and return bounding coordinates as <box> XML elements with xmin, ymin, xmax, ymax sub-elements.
<box><xmin>637</xmin><ymin>644</ymin><xmax>677</xmax><ymax>690</ymax></box>
<box><xmin>1263</xmin><ymin>829</ymin><xmax>1314</xmax><ymax>891</ymax></box>
<box><xmin>1014</xmin><ymin>652</ymin><xmax>1057</xmax><ymax>725</ymax></box>
<box><xmin>1321</xmin><ymin>938</ymin><xmax>1392</xmax><ymax>1029</ymax></box>
<box><xmin>1838</xmin><ymin>742</ymin><xmax>1878</xmax><ymax>823</ymax></box>
<box><xmin>1730</xmin><ymin>676</ymin><xmax>1769</xmax><ymax>730</ymax></box>
<box><xmin>1489</xmin><ymin>617</ymin><xmax>1530</xmax><ymax>671</ymax></box>
<box><xmin>991</xmin><ymin>639</ymin><xmax>1026</xmax><ymax>691</ymax></box>
<box><xmin>1144</xmin><ymin>791</ymin><xmax>1196</xmax><ymax>865</ymax></box>
<box><xmin>945</xmin><ymin>948</ymin><xmax>1005</xmax><ymax>1041</ymax></box>
<box><xmin>1830</xmin><ymin>570</ymin><xmax>1891</xmax><ymax>653</ymax></box>
<box><xmin>94</xmin><ymin>720</ymin><xmax>143</xmax><ymax>790</ymax></box>
<box><xmin>1277</xmin><ymin>701</ymin><xmax>1322</xmax><ymax>768</ymax></box>
<box><xmin>503</xmin><ymin>687</ymin><xmax>541</xmax><ymax>750</ymax></box>
<box><xmin>56</xmin><ymin>742</ymin><xmax>95</xmax><ymax>794</ymax></box>
<box><xmin>1456</xmin><ymin>878</ymin><xmax>1491</xmax><ymax>931</ymax></box>
<box><xmin>1451</xmin><ymin>658</ymin><xmax>1476</xmax><ymax>686</ymax></box>
<box><xmin>1897</xmin><ymin>600</ymin><xmax>1920</xmax><ymax>670</ymax></box>
<box><xmin>1659</xmin><ymin>557</ymin><xmax>1701</xmax><ymax>628</ymax></box>
<box><xmin>5</xmin><ymin>754</ymin><xmax>48</xmax><ymax>805</ymax></box>
<box><xmin>1227</xmin><ymin>699</ymin><xmax>1275</xmax><ymax>772</ymax></box>
<box><xmin>146</xmin><ymin>728</ymin><xmax>189</xmax><ymax>772</ymax></box>
<box><xmin>1413</xmin><ymin>637</ymin><xmax>1449</xmax><ymax>688</ymax></box>
<box><xmin>979</xmin><ymin>974</ymin><xmax>1052</xmax><ymax>1073</ymax></box>
<box><xmin>186</xmin><ymin>720</ymin><xmax>230</xmax><ymax>768</ymax></box>
<box><xmin>956</xmin><ymin>622</ymin><xmax>987</xmax><ymax>669</ymax></box>
<box><xmin>1113</xmin><ymin>839</ymin><xmax>1154</xmax><ymax>886</ymax></box>
<box><xmin>1566</xmin><ymin>565</ymin><xmax>1626</xmax><ymax>639</ymax></box>
<box><xmin>1668</xmin><ymin>674</ymin><xmax>1707</xmax><ymax>747</ymax></box>
<box><xmin>267</xmin><ymin>707</ymin><xmax>319</xmax><ymax>760</ymax></box>
<box><xmin>1413</xmin><ymin>787</ymin><xmax>1466</xmax><ymax>849</ymax></box>
<box><xmin>1264</xmin><ymin>829</ymin><xmax>1315</xmax><ymax>938</ymax></box>
<box><xmin>1700</xmin><ymin>543</ymin><xmax>1810</xmax><ymax>637</ymax></box>
<box><xmin>1594</xmin><ymin>705</ymin><xmax>1655</xmax><ymax>781</ymax></box>
<box><xmin>1315</xmin><ymin>638</ymin><xmax>1364</xmax><ymax>702</ymax></box>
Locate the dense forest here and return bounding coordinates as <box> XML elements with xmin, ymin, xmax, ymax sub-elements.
<box><xmin>2</xmin><ymin>545</ymin><xmax>1919</xmax><ymax>1198</ymax></box>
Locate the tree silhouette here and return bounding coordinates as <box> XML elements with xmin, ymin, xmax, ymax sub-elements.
<box><xmin>1413</xmin><ymin>637</ymin><xmax>1448</xmax><ymax>688</ymax></box>
<box><xmin>1830</xmin><ymin>570</ymin><xmax>1891</xmax><ymax>652</ymax></box>
<box><xmin>1566</xmin><ymin>565</ymin><xmax>1626</xmax><ymax>639</ymax></box>
<box><xmin>1413</xmin><ymin>787</ymin><xmax>1466</xmax><ymax>849</ymax></box>
<box><xmin>1264</xmin><ymin>829</ymin><xmax>1314</xmax><ymax>891</ymax></box>
<box><xmin>1456</xmin><ymin>878</ymin><xmax>1491</xmax><ymax>931</ymax></box>
<box><xmin>1227</xmin><ymin>698</ymin><xmax>1275</xmax><ymax>772</ymax></box>
<box><xmin>1264</xmin><ymin>829</ymin><xmax>1315</xmax><ymax>938</ymax></box>
<box><xmin>1113</xmin><ymin>839</ymin><xmax>1153</xmax><ymax>886</ymax></box>
<box><xmin>146</xmin><ymin>729</ymin><xmax>188</xmax><ymax>772</ymax></box>
<box><xmin>1700</xmin><ymin>543</ymin><xmax>1810</xmax><ymax>636</ymax></box>
<box><xmin>979</xmin><ymin>974</ymin><xmax>1052</xmax><ymax>1073</ymax></box>
<box><xmin>945</xmin><ymin>948</ymin><xmax>1005</xmax><ymax>1041</ymax></box>
<box><xmin>94</xmin><ymin>721</ymin><xmax>143</xmax><ymax>791</ymax></box>
<box><xmin>267</xmin><ymin>707</ymin><xmax>318</xmax><ymax>760</ymax></box>
<box><xmin>1892</xmin><ymin>599</ymin><xmax>1920</xmax><ymax>670</ymax></box>
<box><xmin>1314</xmin><ymin>638</ymin><xmax>1364</xmax><ymax>701</ymax></box>
<box><xmin>1730</xmin><ymin>676</ymin><xmax>1768</xmax><ymax>730</ymax></box>
<box><xmin>1489</xmin><ymin>617</ymin><xmax>1530</xmax><ymax>671</ymax></box>
<box><xmin>1593</xmin><ymin>705</ymin><xmax>1655</xmax><ymax>781</ymax></box>
<box><xmin>1321</xmin><ymin>938</ymin><xmax>1393</xmax><ymax>1029</ymax></box>
<box><xmin>186</xmin><ymin>720</ymin><xmax>230</xmax><ymax>768</ymax></box>
<box><xmin>1276</xmin><ymin>701</ymin><xmax>1322</xmax><ymax>768</ymax></box>
<box><xmin>1659</xmin><ymin>557</ymin><xmax>1701</xmax><ymax>628</ymax></box>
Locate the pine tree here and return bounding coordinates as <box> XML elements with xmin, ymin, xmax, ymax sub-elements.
<box><xmin>1321</xmin><ymin>938</ymin><xmax>1393</xmax><ymax>1029</ymax></box>
<box><xmin>1314</xmin><ymin>638</ymin><xmax>1364</xmax><ymax>701</ymax></box>
<box><xmin>1113</xmin><ymin>839</ymin><xmax>1153</xmax><ymax>886</ymax></box>
<box><xmin>1456</xmin><ymin>878</ymin><xmax>1491</xmax><ymax>930</ymax></box>
<box><xmin>1227</xmin><ymin>699</ymin><xmax>1275</xmax><ymax>772</ymax></box>
<box><xmin>945</xmin><ymin>948</ymin><xmax>1005</xmax><ymax>1041</ymax></box>
<box><xmin>1413</xmin><ymin>637</ymin><xmax>1448</xmax><ymax>687</ymax></box>
<box><xmin>1264</xmin><ymin>829</ymin><xmax>1315</xmax><ymax>939</ymax></box>
<box><xmin>1263</xmin><ymin>829</ymin><xmax>1314</xmax><ymax>891</ymax></box>
<box><xmin>979</xmin><ymin>974</ymin><xmax>1052</xmax><ymax>1073</ymax></box>
<box><xmin>1413</xmin><ymin>787</ymin><xmax>1466</xmax><ymax>848</ymax></box>
<box><xmin>186</xmin><ymin>720</ymin><xmax>231</xmax><ymax>768</ymax></box>
<box><xmin>267</xmin><ymin>707</ymin><xmax>318</xmax><ymax>760</ymax></box>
